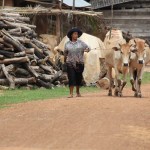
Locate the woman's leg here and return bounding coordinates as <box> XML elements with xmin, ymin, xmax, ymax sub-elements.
<box><xmin>67</xmin><ymin>65</ymin><xmax>76</xmax><ymax>98</ymax></box>
<box><xmin>69</xmin><ymin>86</ymin><xmax>74</xmax><ymax>98</ymax></box>
<box><xmin>76</xmin><ymin>86</ymin><xmax>81</xmax><ymax>97</ymax></box>
<box><xmin>76</xmin><ymin>64</ymin><xmax>84</xmax><ymax>97</ymax></box>
<box><xmin>76</xmin><ymin>72</ymin><xmax>83</xmax><ymax>97</ymax></box>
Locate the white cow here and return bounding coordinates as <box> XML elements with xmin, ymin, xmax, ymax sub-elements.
<box><xmin>129</xmin><ymin>38</ymin><xmax>150</xmax><ymax>97</ymax></box>
<box><xmin>104</xmin><ymin>29</ymin><xmax>132</xmax><ymax>97</ymax></box>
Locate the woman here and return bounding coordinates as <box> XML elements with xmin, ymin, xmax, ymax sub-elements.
<box><xmin>64</xmin><ymin>28</ymin><xmax>90</xmax><ymax>98</ymax></box>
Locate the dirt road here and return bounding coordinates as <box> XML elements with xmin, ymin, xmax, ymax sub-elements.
<box><xmin>0</xmin><ymin>85</ymin><xmax>150</xmax><ymax>150</ymax></box>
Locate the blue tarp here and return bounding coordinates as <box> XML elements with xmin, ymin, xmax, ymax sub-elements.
<box><xmin>59</xmin><ymin>0</ymin><xmax>91</xmax><ymax>8</ymax></box>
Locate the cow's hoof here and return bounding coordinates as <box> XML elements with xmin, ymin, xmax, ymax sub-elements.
<box><xmin>134</xmin><ymin>93</ymin><xmax>138</xmax><ymax>97</ymax></box>
<box><xmin>118</xmin><ymin>92</ymin><xmax>122</xmax><ymax>97</ymax></box>
<box><xmin>108</xmin><ymin>92</ymin><xmax>112</xmax><ymax>96</ymax></box>
<box><xmin>114</xmin><ymin>89</ymin><xmax>119</xmax><ymax>96</ymax></box>
<box><xmin>137</xmin><ymin>93</ymin><xmax>142</xmax><ymax>98</ymax></box>
<box><xmin>114</xmin><ymin>91</ymin><xmax>118</xmax><ymax>96</ymax></box>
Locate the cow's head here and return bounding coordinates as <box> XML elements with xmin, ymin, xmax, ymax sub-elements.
<box><xmin>130</xmin><ymin>39</ymin><xmax>148</xmax><ymax>64</ymax></box>
<box><xmin>112</xmin><ymin>43</ymin><xmax>131</xmax><ymax>67</ymax></box>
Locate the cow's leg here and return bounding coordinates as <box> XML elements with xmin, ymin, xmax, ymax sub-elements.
<box><xmin>119</xmin><ymin>72</ymin><xmax>127</xmax><ymax>97</ymax></box>
<box><xmin>108</xmin><ymin>66</ymin><xmax>113</xmax><ymax>96</ymax></box>
<box><xmin>137</xmin><ymin>78</ymin><xmax>142</xmax><ymax>98</ymax></box>
<box><xmin>130</xmin><ymin>67</ymin><xmax>137</xmax><ymax>96</ymax></box>
<box><xmin>137</xmin><ymin>66</ymin><xmax>144</xmax><ymax>98</ymax></box>
<box><xmin>114</xmin><ymin>67</ymin><xmax>120</xmax><ymax>96</ymax></box>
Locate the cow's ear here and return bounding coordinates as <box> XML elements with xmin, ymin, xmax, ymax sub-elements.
<box><xmin>145</xmin><ymin>42</ymin><xmax>149</xmax><ymax>48</ymax></box>
<box><xmin>131</xmin><ymin>49</ymin><xmax>137</xmax><ymax>53</ymax></box>
<box><xmin>145</xmin><ymin>40</ymin><xmax>150</xmax><ymax>47</ymax></box>
<box><xmin>112</xmin><ymin>47</ymin><xmax>120</xmax><ymax>51</ymax></box>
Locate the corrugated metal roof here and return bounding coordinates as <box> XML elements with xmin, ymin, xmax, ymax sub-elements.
<box><xmin>59</xmin><ymin>0</ymin><xmax>91</xmax><ymax>8</ymax></box>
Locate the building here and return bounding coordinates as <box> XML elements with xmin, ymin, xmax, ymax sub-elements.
<box><xmin>90</xmin><ymin>0</ymin><xmax>150</xmax><ymax>10</ymax></box>
<box><xmin>89</xmin><ymin>0</ymin><xmax>150</xmax><ymax>41</ymax></box>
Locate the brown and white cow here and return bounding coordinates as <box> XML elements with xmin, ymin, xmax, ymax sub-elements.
<box><xmin>104</xmin><ymin>29</ymin><xmax>132</xmax><ymax>97</ymax></box>
<box><xmin>129</xmin><ymin>38</ymin><xmax>150</xmax><ymax>97</ymax></box>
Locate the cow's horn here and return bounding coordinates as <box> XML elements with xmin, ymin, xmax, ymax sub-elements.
<box><xmin>134</xmin><ymin>39</ymin><xmax>136</xmax><ymax>44</ymax></box>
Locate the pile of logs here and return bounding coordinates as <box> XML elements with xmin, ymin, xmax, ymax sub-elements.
<box><xmin>0</xmin><ymin>13</ymin><xmax>67</xmax><ymax>89</ymax></box>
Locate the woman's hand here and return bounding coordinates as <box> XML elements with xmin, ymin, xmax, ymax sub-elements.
<box><xmin>84</xmin><ymin>48</ymin><xmax>90</xmax><ymax>53</ymax></box>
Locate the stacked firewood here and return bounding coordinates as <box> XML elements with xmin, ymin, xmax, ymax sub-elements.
<box><xmin>0</xmin><ymin>13</ymin><xmax>67</xmax><ymax>89</ymax></box>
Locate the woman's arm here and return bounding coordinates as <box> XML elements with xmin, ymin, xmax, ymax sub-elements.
<box><xmin>81</xmin><ymin>41</ymin><xmax>90</xmax><ymax>52</ymax></box>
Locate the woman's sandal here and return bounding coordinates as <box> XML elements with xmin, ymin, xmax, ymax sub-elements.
<box><xmin>67</xmin><ymin>95</ymin><xmax>73</xmax><ymax>98</ymax></box>
<box><xmin>76</xmin><ymin>94</ymin><xmax>82</xmax><ymax>97</ymax></box>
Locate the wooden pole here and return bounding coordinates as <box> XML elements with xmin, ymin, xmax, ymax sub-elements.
<box><xmin>2</xmin><ymin>0</ymin><xmax>5</xmax><ymax>9</ymax></box>
<box><xmin>72</xmin><ymin>0</ymin><xmax>76</xmax><ymax>27</ymax></box>
<box><xmin>72</xmin><ymin>0</ymin><xmax>75</xmax><ymax>10</ymax></box>
<box><xmin>60</xmin><ymin>0</ymin><xmax>63</xmax><ymax>10</ymax></box>
<box><xmin>60</xmin><ymin>0</ymin><xmax>64</xmax><ymax>40</ymax></box>
<box><xmin>56</xmin><ymin>14</ymin><xmax>61</xmax><ymax>44</ymax></box>
<box><xmin>109</xmin><ymin>0</ymin><xmax>114</xmax><ymax>39</ymax></box>
<box><xmin>111</xmin><ymin>0</ymin><xmax>114</xmax><ymax>28</ymax></box>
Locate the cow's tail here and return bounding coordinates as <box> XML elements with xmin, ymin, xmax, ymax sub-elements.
<box><xmin>133</xmin><ymin>69</ymin><xmax>137</xmax><ymax>81</ymax></box>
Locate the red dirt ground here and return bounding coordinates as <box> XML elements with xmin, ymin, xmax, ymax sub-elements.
<box><xmin>0</xmin><ymin>85</ymin><xmax>150</xmax><ymax>150</ymax></box>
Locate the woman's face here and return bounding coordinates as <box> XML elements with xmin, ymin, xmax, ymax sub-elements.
<box><xmin>71</xmin><ymin>32</ymin><xmax>78</xmax><ymax>41</ymax></box>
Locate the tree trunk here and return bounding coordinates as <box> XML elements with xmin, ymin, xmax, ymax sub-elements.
<box><xmin>15</xmin><ymin>77</ymin><xmax>36</xmax><ymax>85</ymax></box>
<box><xmin>39</xmin><ymin>74</ymin><xmax>53</xmax><ymax>82</ymax></box>
<box><xmin>3</xmin><ymin>47</ymin><xmax>14</xmax><ymax>51</ymax></box>
<box><xmin>36</xmin><ymin>79</ymin><xmax>52</xmax><ymax>89</ymax></box>
<box><xmin>14</xmin><ymin>51</ymin><xmax>26</xmax><ymax>57</ymax></box>
<box><xmin>51</xmin><ymin>70</ymin><xmax>63</xmax><ymax>83</ymax></box>
<box><xmin>0</xmin><ymin>56</ymin><xmax>29</xmax><ymax>65</ymax></box>
<box><xmin>1</xmin><ymin>64</ymin><xmax>15</xmax><ymax>89</ymax></box>
<box><xmin>0</xmin><ymin>17</ymin><xmax>30</xmax><ymax>22</ymax></box>
<box><xmin>0</xmin><ymin>43</ymin><xmax>4</xmax><ymax>49</ymax></box>
<box><xmin>0</xmin><ymin>55</ymin><xmax>4</xmax><ymax>59</ymax></box>
<box><xmin>0</xmin><ymin>38</ymin><xmax>14</xmax><ymax>49</ymax></box>
<box><xmin>25</xmin><ymin>63</ymin><xmax>39</xmax><ymax>78</ymax></box>
<box><xmin>27</xmin><ymin>42</ymin><xmax>45</xmax><ymax>59</ymax></box>
<box><xmin>3</xmin><ymin>20</ymin><xmax>35</xmax><ymax>31</ymax></box>
<box><xmin>0</xmin><ymin>85</ymin><xmax>9</xmax><ymax>90</ymax></box>
<box><xmin>25</xmin><ymin>48</ymin><xmax>34</xmax><ymax>54</ymax></box>
<box><xmin>3</xmin><ymin>35</ymin><xmax>26</xmax><ymax>52</ymax></box>
<box><xmin>15</xmin><ymin>67</ymin><xmax>30</xmax><ymax>77</ymax></box>
<box><xmin>0</xmin><ymin>77</ymin><xmax>36</xmax><ymax>85</ymax></box>
<box><xmin>0</xmin><ymin>49</ymin><xmax>14</xmax><ymax>58</ymax></box>
<box><xmin>32</xmin><ymin>38</ymin><xmax>49</xmax><ymax>49</ymax></box>
<box><xmin>8</xmin><ymin>28</ymin><xmax>22</xmax><ymax>33</ymax></box>
<box><xmin>30</xmin><ymin>66</ymin><xmax>45</xmax><ymax>74</ymax></box>
<box><xmin>31</xmin><ymin>59</ymin><xmax>37</xmax><ymax>66</ymax></box>
<box><xmin>40</xmin><ymin>65</ymin><xmax>53</xmax><ymax>73</ymax></box>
